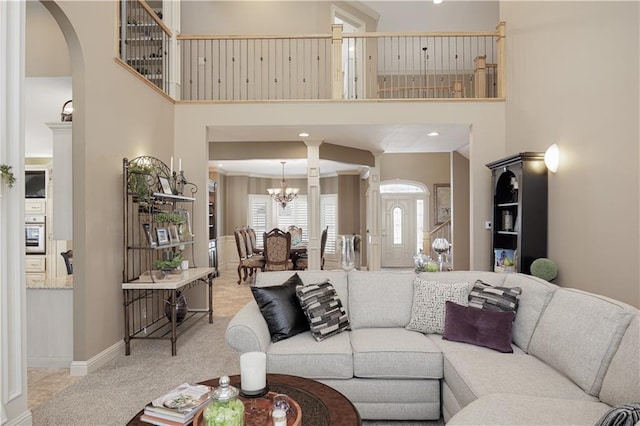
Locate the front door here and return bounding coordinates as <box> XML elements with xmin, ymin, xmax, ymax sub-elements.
<box><xmin>381</xmin><ymin>196</ymin><xmax>416</xmax><ymax>267</ymax></box>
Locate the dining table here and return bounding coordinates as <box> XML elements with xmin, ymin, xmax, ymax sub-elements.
<box><xmin>290</xmin><ymin>242</ymin><xmax>307</xmax><ymax>268</ymax></box>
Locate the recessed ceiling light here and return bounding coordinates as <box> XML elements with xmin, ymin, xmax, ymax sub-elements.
<box><xmin>218</xmin><ymin>164</ymin><xmax>223</xmax><ymax>167</ymax></box>
<box><xmin>427</xmin><ymin>131</ymin><xmax>440</xmax><ymax>137</ymax></box>
<box><xmin>433</xmin><ymin>0</ymin><xmax>443</xmax><ymax>4</ymax></box>
<box><xmin>299</xmin><ymin>132</ymin><xmax>309</xmax><ymax>137</ymax></box>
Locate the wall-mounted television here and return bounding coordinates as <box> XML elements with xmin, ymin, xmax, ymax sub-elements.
<box><xmin>25</xmin><ymin>170</ymin><xmax>46</xmax><ymax>198</ymax></box>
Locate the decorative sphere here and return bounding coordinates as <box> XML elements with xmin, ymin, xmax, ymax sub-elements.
<box><xmin>530</xmin><ymin>258</ymin><xmax>558</xmax><ymax>282</ymax></box>
<box><xmin>432</xmin><ymin>238</ymin><xmax>450</xmax><ymax>254</ymax></box>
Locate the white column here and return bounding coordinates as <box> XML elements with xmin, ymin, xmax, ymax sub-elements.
<box><xmin>163</xmin><ymin>0</ymin><xmax>181</xmax><ymax>99</ymax></box>
<box><xmin>304</xmin><ymin>139</ymin><xmax>322</xmax><ymax>270</ymax></box>
<box><xmin>366</xmin><ymin>153</ymin><xmax>382</xmax><ymax>271</ymax></box>
<box><xmin>331</xmin><ymin>24</ymin><xmax>343</xmax><ymax>100</ymax></box>
<box><xmin>0</xmin><ymin>0</ymin><xmax>31</xmax><ymax>423</ymax></box>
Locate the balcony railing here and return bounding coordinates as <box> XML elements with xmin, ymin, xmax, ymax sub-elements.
<box><xmin>179</xmin><ymin>23</ymin><xmax>505</xmax><ymax>101</ymax></box>
<box><xmin>117</xmin><ymin>0</ymin><xmax>172</xmax><ymax>95</ymax></box>
<box><xmin>117</xmin><ymin>1</ymin><xmax>505</xmax><ymax>101</ymax></box>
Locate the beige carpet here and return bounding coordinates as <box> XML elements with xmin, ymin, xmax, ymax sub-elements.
<box><xmin>31</xmin><ymin>318</ymin><xmax>239</xmax><ymax>425</ymax></box>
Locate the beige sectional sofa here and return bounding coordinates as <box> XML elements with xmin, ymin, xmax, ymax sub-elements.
<box><xmin>225</xmin><ymin>270</ymin><xmax>640</xmax><ymax>423</ymax></box>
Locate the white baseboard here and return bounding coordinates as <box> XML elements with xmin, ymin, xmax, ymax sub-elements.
<box><xmin>5</xmin><ymin>409</ymin><xmax>32</xmax><ymax>426</ymax></box>
<box><xmin>69</xmin><ymin>339</ymin><xmax>124</xmax><ymax>376</ymax></box>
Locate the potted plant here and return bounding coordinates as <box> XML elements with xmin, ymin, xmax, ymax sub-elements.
<box><xmin>0</xmin><ymin>164</ymin><xmax>16</xmax><ymax>188</ymax></box>
<box><xmin>155</xmin><ymin>212</ymin><xmax>185</xmax><ymax>226</ymax></box>
<box><xmin>128</xmin><ymin>162</ymin><xmax>155</xmax><ymax>204</ymax></box>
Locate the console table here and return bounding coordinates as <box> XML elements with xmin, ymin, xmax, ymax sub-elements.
<box><xmin>122</xmin><ymin>267</ymin><xmax>215</xmax><ymax>356</ymax></box>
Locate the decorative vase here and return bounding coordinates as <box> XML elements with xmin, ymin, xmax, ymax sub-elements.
<box><xmin>165</xmin><ymin>291</ymin><xmax>188</xmax><ymax>323</ymax></box>
<box><xmin>340</xmin><ymin>235</ymin><xmax>356</xmax><ymax>271</ymax></box>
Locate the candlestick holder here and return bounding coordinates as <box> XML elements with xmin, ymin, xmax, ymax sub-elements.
<box><xmin>170</xmin><ymin>171</ymin><xmax>188</xmax><ymax>195</ymax></box>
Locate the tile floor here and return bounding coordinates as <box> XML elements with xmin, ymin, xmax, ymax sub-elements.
<box><xmin>27</xmin><ymin>269</ymin><xmax>252</xmax><ymax>410</ymax></box>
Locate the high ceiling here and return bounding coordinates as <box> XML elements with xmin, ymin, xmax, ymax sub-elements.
<box><xmin>209</xmin><ymin>123</ymin><xmax>470</xmax><ymax>176</ymax></box>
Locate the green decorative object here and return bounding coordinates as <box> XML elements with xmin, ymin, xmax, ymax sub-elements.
<box><xmin>128</xmin><ymin>162</ymin><xmax>155</xmax><ymax>203</ymax></box>
<box><xmin>0</xmin><ymin>164</ymin><xmax>16</xmax><ymax>188</ymax></box>
<box><xmin>530</xmin><ymin>258</ymin><xmax>558</xmax><ymax>282</ymax></box>
<box><xmin>155</xmin><ymin>212</ymin><xmax>185</xmax><ymax>225</ymax></box>
<box><xmin>154</xmin><ymin>253</ymin><xmax>183</xmax><ymax>271</ymax></box>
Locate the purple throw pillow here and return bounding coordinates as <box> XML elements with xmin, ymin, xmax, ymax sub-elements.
<box><xmin>442</xmin><ymin>301</ymin><xmax>515</xmax><ymax>353</ymax></box>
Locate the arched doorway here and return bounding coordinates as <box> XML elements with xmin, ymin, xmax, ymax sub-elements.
<box><xmin>380</xmin><ymin>181</ymin><xmax>428</xmax><ymax>267</ymax></box>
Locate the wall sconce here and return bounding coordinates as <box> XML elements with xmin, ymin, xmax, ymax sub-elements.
<box><xmin>61</xmin><ymin>100</ymin><xmax>73</xmax><ymax>122</ymax></box>
<box><xmin>544</xmin><ymin>144</ymin><xmax>559</xmax><ymax>173</ymax></box>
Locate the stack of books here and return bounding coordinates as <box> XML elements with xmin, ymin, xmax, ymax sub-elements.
<box><xmin>140</xmin><ymin>383</ymin><xmax>212</xmax><ymax>426</ymax></box>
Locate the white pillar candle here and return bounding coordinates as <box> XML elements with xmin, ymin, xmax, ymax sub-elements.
<box><xmin>240</xmin><ymin>351</ymin><xmax>266</xmax><ymax>392</ymax></box>
<box><xmin>178</xmin><ymin>158</ymin><xmax>182</xmax><ymax>172</ymax></box>
<box><xmin>170</xmin><ymin>156</ymin><xmax>174</xmax><ymax>174</ymax></box>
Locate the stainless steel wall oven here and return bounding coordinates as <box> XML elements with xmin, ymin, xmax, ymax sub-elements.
<box><xmin>25</xmin><ymin>215</ymin><xmax>46</xmax><ymax>254</ymax></box>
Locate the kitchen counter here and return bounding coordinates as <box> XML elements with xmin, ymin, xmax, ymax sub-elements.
<box><xmin>27</xmin><ymin>274</ymin><xmax>73</xmax><ymax>289</ymax></box>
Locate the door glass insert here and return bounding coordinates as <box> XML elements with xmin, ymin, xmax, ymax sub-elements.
<box><xmin>393</xmin><ymin>206</ymin><xmax>402</xmax><ymax>245</ymax></box>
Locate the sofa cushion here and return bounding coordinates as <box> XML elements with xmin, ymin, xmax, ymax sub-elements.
<box><xmin>446</xmin><ymin>393</ymin><xmax>611</xmax><ymax>426</ymax></box>
<box><xmin>502</xmin><ymin>273</ymin><xmax>557</xmax><ymax>352</ymax></box>
<box><xmin>417</xmin><ymin>271</ymin><xmax>507</xmax><ymax>287</ymax></box>
<box><xmin>296</xmin><ymin>280</ymin><xmax>350</xmax><ymax>341</ymax></box>
<box><xmin>350</xmin><ymin>328</ymin><xmax>443</xmax><ymax>379</ymax></box>
<box><xmin>443</xmin><ymin>301</ymin><xmax>515</xmax><ymax>353</ymax></box>
<box><xmin>468</xmin><ymin>280</ymin><xmax>521</xmax><ymax>313</ymax></box>
<box><xmin>250</xmin><ymin>273</ymin><xmax>309</xmax><ymax>342</ymax></box>
<box><xmin>347</xmin><ymin>270</ymin><xmax>415</xmax><ymax>329</ymax></box>
<box><xmin>528</xmin><ymin>288</ymin><xmax>636</xmax><ymax>396</ymax></box>
<box><xmin>254</xmin><ymin>270</ymin><xmax>350</xmax><ymax>313</ymax></box>
<box><xmin>406</xmin><ymin>278</ymin><xmax>471</xmax><ymax>334</ymax></box>
<box><xmin>444</xmin><ymin>351</ymin><xmax>598</xmax><ymax>409</ymax></box>
<box><xmin>427</xmin><ymin>334</ymin><xmax>525</xmax><ymax>355</ymax></box>
<box><xmin>599</xmin><ymin>314</ymin><xmax>640</xmax><ymax>406</ymax></box>
<box><xmin>266</xmin><ymin>330</ymin><xmax>353</xmax><ymax>379</ymax></box>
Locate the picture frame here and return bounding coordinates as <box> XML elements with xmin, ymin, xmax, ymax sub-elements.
<box><xmin>168</xmin><ymin>225</ymin><xmax>179</xmax><ymax>244</ymax></box>
<box><xmin>158</xmin><ymin>176</ymin><xmax>173</xmax><ymax>195</ymax></box>
<box><xmin>434</xmin><ymin>183</ymin><xmax>451</xmax><ymax>225</ymax></box>
<box><xmin>142</xmin><ymin>223</ymin><xmax>157</xmax><ymax>247</ymax></box>
<box><xmin>156</xmin><ymin>227</ymin><xmax>170</xmax><ymax>246</ymax></box>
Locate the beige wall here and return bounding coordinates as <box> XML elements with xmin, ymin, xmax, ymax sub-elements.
<box><xmin>43</xmin><ymin>1</ymin><xmax>175</xmax><ymax>361</ymax></box>
<box><xmin>181</xmin><ymin>1</ymin><xmax>378</xmax><ymax>34</ymax></box>
<box><xmin>501</xmin><ymin>2</ymin><xmax>639</xmax><ymax>307</ymax></box>
<box><xmin>452</xmin><ymin>151</ymin><xmax>470</xmax><ymax>270</ymax></box>
<box><xmin>337</xmin><ymin>174</ymin><xmax>361</xmax><ymax>235</ymax></box>
<box><xmin>380</xmin><ymin>152</ymin><xmax>451</xmax><ymax>230</ymax></box>
<box><xmin>26</xmin><ymin>1</ymin><xmax>70</xmax><ymax>76</ymax></box>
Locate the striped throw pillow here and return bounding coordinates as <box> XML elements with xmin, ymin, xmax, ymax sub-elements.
<box><xmin>468</xmin><ymin>280</ymin><xmax>522</xmax><ymax>313</ymax></box>
<box><xmin>296</xmin><ymin>280</ymin><xmax>350</xmax><ymax>342</ymax></box>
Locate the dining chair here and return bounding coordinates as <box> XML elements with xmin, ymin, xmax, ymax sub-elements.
<box><xmin>60</xmin><ymin>250</ymin><xmax>73</xmax><ymax>275</ymax></box>
<box><xmin>288</xmin><ymin>225</ymin><xmax>303</xmax><ymax>247</ymax></box>
<box><xmin>263</xmin><ymin>228</ymin><xmax>294</xmax><ymax>271</ymax></box>
<box><xmin>234</xmin><ymin>228</ymin><xmax>265</xmax><ymax>284</ymax></box>
<box><xmin>320</xmin><ymin>226</ymin><xmax>329</xmax><ymax>270</ymax></box>
<box><xmin>246</xmin><ymin>227</ymin><xmax>263</xmax><ymax>255</ymax></box>
<box><xmin>294</xmin><ymin>226</ymin><xmax>328</xmax><ymax>270</ymax></box>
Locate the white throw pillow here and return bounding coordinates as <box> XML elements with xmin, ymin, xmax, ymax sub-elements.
<box><xmin>405</xmin><ymin>278</ymin><xmax>471</xmax><ymax>334</ymax></box>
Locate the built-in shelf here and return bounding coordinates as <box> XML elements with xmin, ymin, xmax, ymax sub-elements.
<box><xmin>486</xmin><ymin>152</ymin><xmax>548</xmax><ymax>274</ymax></box>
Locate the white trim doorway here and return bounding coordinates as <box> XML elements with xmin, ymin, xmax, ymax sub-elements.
<box><xmin>380</xmin><ymin>181</ymin><xmax>428</xmax><ymax>268</ymax></box>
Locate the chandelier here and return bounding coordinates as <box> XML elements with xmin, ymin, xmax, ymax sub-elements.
<box><xmin>267</xmin><ymin>161</ymin><xmax>299</xmax><ymax>208</ymax></box>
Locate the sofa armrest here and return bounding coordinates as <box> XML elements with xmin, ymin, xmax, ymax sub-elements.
<box><xmin>225</xmin><ymin>301</ymin><xmax>271</xmax><ymax>353</ymax></box>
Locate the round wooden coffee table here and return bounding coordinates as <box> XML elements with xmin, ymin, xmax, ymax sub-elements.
<box><xmin>127</xmin><ymin>373</ymin><xmax>361</xmax><ymax>426</ymax></box>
